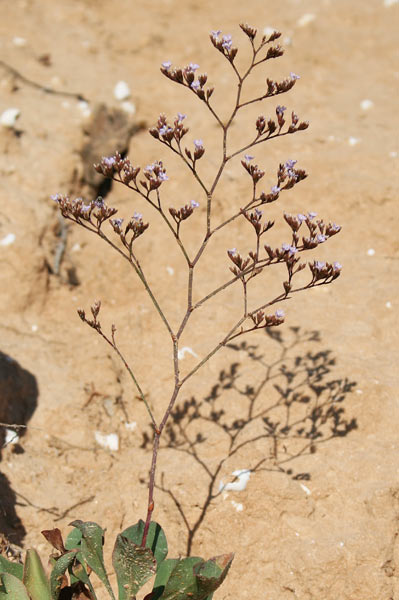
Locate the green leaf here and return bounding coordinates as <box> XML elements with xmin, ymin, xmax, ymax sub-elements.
<box><xmin>112</xmin><ymin>534</ymin><xmax>157</xmax><ymax>599</ymax></box>
<box><xmin>160</xmin><ymin>557</ymin><xmax>204</xmax><ymax>600</ymax></box>
<box><xmin>0</xmin><ymin>572</ymin><xmax>30</xmax><ymax>599</ymax></box>
<box><xmin>0</xmin><ymin>555</ymin><xmax>23</xmax><ymax>581</ymax></box>
<box><xmin>70</xmin><ymin>561</ymin><xmax>97</xmax><ymax>599</ymax></box>
<box><xmin>194</xmin><ymin>553</ymin><xmax>234</xmax><ymax>598</ymax></box>
<box><xmin>121</xmin><ymin>521</ymin><xmax>168</xmax><ymax>565</ymax></box>
<box><xmin>49</xmin><ymin>551</ymin><xmax>77</xmax><ymax>599</ymax></box>
<box><xmin>158</xmin><ymin>554</ymin><xmax>234</xmax><ymax>600</ymax></box>
<box><xmin>149</xmin><ymin>559</ymin><xmax>179</xmax><ymax>600</ymax></box>
<box><xmin>22</xmin><ymin>549</ymin><xmax>51</xmax><ymax>600</ymax></box>
<box><xmin>64</xmin><ymin>527</ymin><xmax>83</xmax><ymax>551</ymax></box>
<box><xmin>69</xmin><ymin>520</ymin><xmax>115</xmax><ymax>600</ymax></box>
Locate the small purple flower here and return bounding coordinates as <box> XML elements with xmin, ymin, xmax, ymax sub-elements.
<box><xmin>145</xmin><ymin>163</ymin><xmax>155</xmax><ymax>172</ymax></box>
<box><xmin>282</xmin><ymin>243</ymin><xmax>297</xmax><ymax>256</ymax></box>
<box><xmin>194</xmin><ymin>139</ymin><xmax>204</xmax><ymax>149</ymax></box>
<box><xmin>297</xmin><ymin>213</ymin><xmax>307</xmax><ymax>222</ymax></box>
<box><xmin>211</xmin><ymin>30</ymin><xmax>222</xmax><ymax>38</ymax></box>
<box><xmin>271</xmin><ymin>185</ymin><xmax>281</xmax><ymax>194</ymax></box>
<box><xmin>290</xmin><ymin>72</ymin><xmax>300</xmax><ymax>80</ymax></box>
<box><xmin>158</xmin><ymin>172</ymin><xmax>169</xmax><ymax>182</ymax></box>
<box><xmin>177</xmin><ymin>112</ymin><xmax>186</xmax><ymax>122</ymax></box>
<box><xmin>244</xmin><ymin>154</ymin><xmax>254</xmax><ymax>162</ymax></box>
<box><xmin>276</xmin><ymin>105</ymin><xmax>287</xmax><ymax>116</ymax></box>
<box><xmin>94</xmin><ymin>197</ymin><xmax>105</xmax><ymax>208</ymax></box>
<box><xmin>191</xmin><ymin>200</ymin><xmax>200</xmax><ymax>208</ymax></box>
<box><xmin>188</xmin><ymin>63</ymin><xmax>200</xmax><ymax>71</ymax></box>
<box><xmin>333</xmin><ymin>261</ymin><xmax>342</xmax><ymax>271</ymax></box>
<box><xmin>51</xmin><ymin>193</ymin><xmax>62</xmax><ymax>203</ymax></box>
<box><xmin>133</xmin><ymin>212</ymin><xmax>143</xmax><ymax>221</ymax></box>
<box><xmin>308</xmin><ymin>212</ymin><xmax>317</xmax><ymax>220</ymax></box>
<box><xmin>275</xmin><ymin>309</ymin><xmax>285</xmax><ymax>319</ymax></box>
<box><xmin>191</xmin><ymin>80</ymin><xmax>200</xmax><ymax>91</ymax></box>
<box><xmin>111</xmin><ymin>218</ymin><xmax>124</xmax><ymax>228</ymax></box>
<box><xmin>159</xmin><ymin>125</ymin><xmax>169</xmax><ymax>136</ymax></box>
<box><xmin>282</xmin><ymin>243</ymin><xmax>290</xmax><ymax>252</ymax></box>
<box><xmin>221</xmin><ymin>34</ymin><xmax>232</xmax><ymax>51</ymax></box>
<box><xmin>314</xmin><ymin>261</ymin><xmax>325</xmax><ymax>271</ymax></box>
<box><xmin>228</xmin><ymin>248</ymin><xmax>237</xmax><ymax>256</ymax></box>
<box><xmin>81</xmin><ymin>203</ymin><xmax>91</xmax><ymax>213</ymax></box>
<box><xmin>330</xmin><ymin>223</ymin><xmax>341</xmax><ymax>232</ymax></box>
<box><xmin>102</xmin><ymin>156</ymin><xmax>116</xmax><ymax>167</ymax></box>
<box><xmin>255</xmin><ymin>208</ymin><xmax>262</xmax><ymax>217</ymax></box>
<box><xmin>317</xmin><ymin>234</ymin><xmax>327</xmax><ymax>243</ymax></box>
<box><xmin>162</xmin><ymin>61</ymin><xmax>172</xmax><ymax>70</ymax></box>
<box><xmin>285</xmin><ymin>159</ymin><xmax>297</xmax><ymax>170</ymax></box>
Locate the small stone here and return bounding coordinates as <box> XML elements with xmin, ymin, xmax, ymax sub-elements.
<box><xmin>367</xmin><ymin>248</ymin><xmax>375</xmax><ymax>256</ymax></box>
<box><xmin>0</xmin><ymin>108</ymin><xmax>20</xmax><ymax>128</ymax></box>
<box><xmin>120</xmin><ymin>101</ymin><xmax>136</xmax><ymax>115</ymax></box>
<box><xmin>348</xmin><ymin>136</ymin><xmax>360</xmax><ymax>146</ymax></box>
<box><xmin>360</xmin><ymin>99</ymin><xmax>374</xmax><ymax>110</ymax></box>
<box><xmin>114</xmin><ymin>80</ymin><xmax>131</xmax><ymax>101</ymax></box>
<box><xmin>297</xmin><ymin>14</ymin><xmax>316</xmax><ymax>27</ymax></box>
<box><xmin>12</xmin><ymin>36</ymin><xmax>27</xmax><ymax>47</ymax></box>
<box><xmin>0</xmin><ymin>233</ymin><xmax>16</xmax><ymax>246</ymax></box>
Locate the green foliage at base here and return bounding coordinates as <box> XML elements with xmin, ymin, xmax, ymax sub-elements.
<box><xmin>0</xmin><ymin>521</ymin><xmax>233</xmax><ymax>600</ymax></box>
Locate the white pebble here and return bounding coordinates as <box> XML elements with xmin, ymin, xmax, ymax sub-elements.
<box><xmin>94</xmin><ymin>431</ymin><xmax>119</xmax><ymax>451</ymax></box>
<box><xmin>356</xmin><ymin>389</ymin><xmax>363</xmax><ymax>395</ymax></box>
<box><xmin>360</xmin><ymin>99</ymin><xmax>374</xmax><ymax>110</ymax></box>
<box><xmin>219</xmin><ymin>469</ymin><xmax>251</xmax><ymax>492</ymax></box>
<box><xmin>348</xmin><ymin>136</ymin><xmax>360</xmax><ymax>146</ymax></box>
<box><xmin>5</xmin><ymin>429</ymin><xmax>19</xmax><ymax>445</ymax></box>
<box><xmin>178</xmin><ymin>346</ymin><xmax>198</xmax><ymax>360</ymax></box>
<box><xmin>77</xmin><ymin>100</ymin><xmax>91</xmax><ymax>118</ymax></box>
<box><xmin>125</xmin><ymin>421</ymin><xmax>137</xmax><ymax>431</ymax></box>
<box><xmin>297</xmin><ymin>14</ymin><xmax>316</xmax><ymax>27</ymax></box>
<box><xmin>389</xmin><ymin>151</ymin><xmax>397</xmax><ymax>158</ymax></box>
<box><xmin>386</xmin><ymin>301</ymin><xmax>392</xmax><ymax>309</ymax></box>
<box><xmin>166</xmin><ymin>266</ymin><xmax>174</xmax><ymax>275</ymax></box>
<box><xmin>300</xmin><ymin>483</ymin><xmax>311</xmax><ymax>495</ymax></box>
<box><xmin>71</xmin><ymin>243</ymin><xmax>81</xmax><ymax>252</ymax></box>
<box><xmin>231</xmin><ymin>500</ymin><xmax>243</xmax><ymax>512</ymax></box>
<box><xmin>384</xmin><ymin>0</ymin><xmax>398</xmax><ymax>7</ymax></box>
<box><xmin>367</xmin><ymin>248</ymin><xmax>375</xmax><ymax>256</ymax></box>
<box><xmin>114</xmin><ymin>81</ymin><xmax>131</xmax><ymax>101</ymax></box>
<box><xmin>121</xmin><ymin>101</ymin><xmax>136</xmax><ymax>115</ymax></box>
<box><xmin>31</xmin><ymin>324</ymin><xmax>38</xmax><ymax>332</ymax></box>
<box><xmin>12</xmin><ymin>36</ymin><xmax>27</xmax><ymax>47</ymax></box>
<box><xmin>0</xmin><ymin>233</ymin><xmax>16</xmax><ymax>246</ymax></box>
<box><xmin>0</xmin><ymin>108</ymin><xmax>20</xmax><ymax>128</ymax></box>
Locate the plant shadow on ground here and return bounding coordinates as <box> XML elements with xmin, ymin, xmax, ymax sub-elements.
<box><xmin>0</xmin><ymin>351</ymin><xmax>39</xmax><ymax>546</ymax></box>
<box><xmin>141</xmin><ymin>327</ymin><xmax>357</xmax><ymax>556</ymax></box>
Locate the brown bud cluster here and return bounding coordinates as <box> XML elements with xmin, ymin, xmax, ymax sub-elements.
<box><xmin>309</xmin><ymin>260</ymin><xmax>342</xmax><ymax>283</ymax></box>
<box><xmin>149</xmin><ymin>113</ymin><xmax>189</xmax><ymax>145</ymax></box>
<box><xmin>250</xmin><ymin>309</ymin><xmax>285</xmax><ymax>328</ymax></box>
<box><xmin>241</xmin><ymin>158</ymin><xmax>265</xmax><ymax>183</ymax></box>
<box><xmin>140</xmin><ymin>161</ymin><xmax>169</xmax><ymax>192</ymax></box>
<box><xmin>94</xmin><ymin>152</ymin><xmax>141</xmax><ymax>186</ymax></box>
<box><xmin>256</xmin><ymin>115</ymin><xmax>277</xmax><ymax>136</ymax></box>
<box><xmin>77</xmin><ymin>301</ymin><xmax>102</xmax><ymax>332</ymax></box>
<box><xmin>110</xmin><ymin>213</ymin><xmax>149</xmax><ymax>249</ymax></box>
<box><xmin>169</xmin><ymin>200</ymin><xmax>199</xmax><ymax>225</ymax></box>
<box><xmin>52</xmin><ymin>194</ymin><xmax>117</xmax><ymax>227</ymax></box>
<box><xmin>160</xmin><ymin>63</ymin><xmax>214</xmax><ymax>102</ymax></box>
<box><xmin>239</xmin><ymin>23</ymin><xmax>257</xmax><ymax>40</ymax></box>
<box><xmin>210</xmin><ymin>31</ymin><xmax>238</xmax><ymax>62</ymax></box>
<box><xmin>227</xmin><ymin>249</ymin><xmax>251</xmax><ymax>276</ymax></box>
<box><xmin>242</xmin><ymin>208</ymin><xmax>274</xmax><ymax>236</ymax></box>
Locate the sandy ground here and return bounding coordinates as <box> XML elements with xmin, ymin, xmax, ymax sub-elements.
<box><xmin>0</xmin><ymin>0</ymin><xmax>398</xmax><ymax>598</ymax></box>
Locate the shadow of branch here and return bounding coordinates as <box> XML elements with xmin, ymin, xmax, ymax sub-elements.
<box><xmin>142</xmin><ymin>327</ymin><xmax>357</xmax><ymax>555</ymax></box>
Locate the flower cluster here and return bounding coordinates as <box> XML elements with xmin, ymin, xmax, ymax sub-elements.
<box><xmin>51</xmin><ymin>194</ymin><xmax>117</xmax><ymax>226</ymax></box>
<box><xmin>210</xmin><ymin>30</ymin><xmax>238</xmax><ymax>62</ymax></box>
<box><xmin>241</xmin><ymin>155</ymin><xmax>265</xmax><ymax>183</ymax></box>
<box><xmin>110</xmin><ymin>212</ymin><xmax>149</xmax><ymax>248</ymax></box>
<box><xmin>141</xmin><ymin>161</ymin><xmax>169</xmax><ymax>192</ymax></box>
<box><xmin>149</xmin><ymin>113</ymin><xmax>189</xmax><ymax>144</ymax></box>
<box><xmin>250</xmin><ymin>308</ymin><xmax>285</xmax><ymax>328</ymax></box>
<box><xmin>160</xmin><ymin>61</ymin><xmax>214</xmax><ymax>102</ymax></box>
<box><xmin>77</xmin><ymin>300</ymin><xmax>102</xmax><ymax>332</ymax></box>
<box><xmin>241</xmin><ymin>207</ymin><xmax>274</xmax><ymax>237</ymax></box>
<box><xmin>94</xmin><ymin>152</ymin><xmax>141</xmax><ymax>187</ymax></box>
<box><xmin>309</xmin><ymin>260</ymin><xmax>342</xmax><ymax>282</ymax></box>
<box><xmin>265</xmin><ymin>73</ymin><xmax>300</xmax><ymax>98</ymax></box>
<box><xmin>169</xmin><ymin>200</ymin><xmax>200</xmax><ymax>226</ymax></box>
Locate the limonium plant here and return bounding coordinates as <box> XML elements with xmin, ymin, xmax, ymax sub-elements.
<box><xmin>0</xmin><ymin>23</ymin><xmax>342</xmax><ymax>600</ymax></box>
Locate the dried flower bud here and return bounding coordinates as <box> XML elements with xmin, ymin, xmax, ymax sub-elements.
<box><xmin>193</xmin><ymin>139</ymin><xmax>205</xmax><ymax>160</ymax></box>
<box><xmin>266</xmin><ymin>45</ymin><xmax>284</xmax><ymax>59</ymax></box>
<box><xmin>240</xmin><ymin>23</ymin><xmax>257</xmax><ymax>40</ymax></box>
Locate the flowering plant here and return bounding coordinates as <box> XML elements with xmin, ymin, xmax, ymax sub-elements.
<box><xmin>0</xmin><ymin>23</ymin><xmax>341</xmax><ymax>599</ymax></box>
